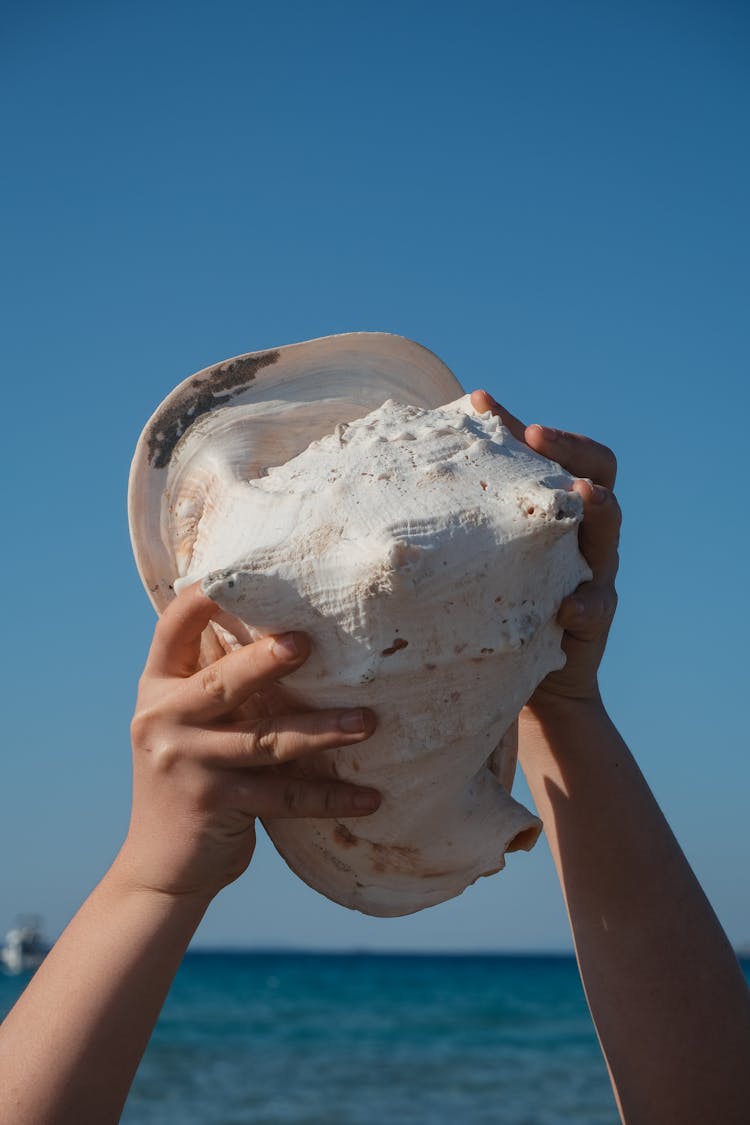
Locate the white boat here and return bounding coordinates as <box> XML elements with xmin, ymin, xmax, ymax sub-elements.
<box><xmin>1</xmin><ymin>918</ymin><xmax>49</xmax><ymax>974</ymax></box>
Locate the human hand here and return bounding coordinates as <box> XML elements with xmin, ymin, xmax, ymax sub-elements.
<box><xmin>470</xmin><ymin>389</ymin><xmax>621</xmax><ymax>715</ymax></box>
<box><xmin>119</xmin><ymin>583</ymin><xmax>380</xmax><ymax>903</ymax></box>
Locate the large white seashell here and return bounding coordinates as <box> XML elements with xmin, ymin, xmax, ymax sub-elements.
<box><xmin>129</xmin><ymin>333</ymin><xmax>590</xmax><ymax>917</ymax></box>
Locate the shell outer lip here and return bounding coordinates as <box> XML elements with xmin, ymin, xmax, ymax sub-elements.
<box><xmin>128</xmin><ymin>332</ymin><xmax>464</xmax><ymax>614</ymax></box>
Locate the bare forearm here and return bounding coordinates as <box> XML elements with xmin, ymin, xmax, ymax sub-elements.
<box><xmin>520</xmin><ymin>700</ymin><xmax>750</xmax><ymax>1124</ymax></box>
<box><xmin>0</xmin><ymin>859</ymin><xmax>209</xmax><ymax>1125</ymax></box>
<box><xmin>0</xmin><ymin>589</ymin><xmax>382</xmax><ymax>1125</ymax></box>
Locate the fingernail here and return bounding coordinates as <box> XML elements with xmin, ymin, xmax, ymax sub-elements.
<box><xmin>533</xmin><ymin>425</ymin><xmax>559</xmax><ymax>442</ymax></box>
<box><xmin>590</xmin><ymin>484</ymin><xmax>607</xmax><ymax>504</ymax></box>
<box><xmin>571</xmin><ymin>597</ymin><xmax>586</xmax><ymax>617</ymax></box>
<box><xmin>270</xmin><ymin>633</ymin><xmax>298</xmax><ymax>659</ymax></box>
<box><xmin>353</xmin><ymin>789</ymin><xmax>380</xmax><ymax>811</ymax></box>
<box><xmin>339</xmin><ymin>709</ymin><xmax>365</xmax><ymax>733</ymax></box>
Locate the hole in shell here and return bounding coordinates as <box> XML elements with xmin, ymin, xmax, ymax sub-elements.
<box><xmin>506</xmin><ymin>825</ymin><xmax>541</xmax><ymax>853</ymax></box>
<box><xmin>381</xmin><ymin>638</ymin><xmax>409</xmax><ymax>657</ymax></box>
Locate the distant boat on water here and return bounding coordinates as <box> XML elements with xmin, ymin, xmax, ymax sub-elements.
<box><xmin>1</xmin><ymin>917</ymin><xmax>49</xmax><ymax>974</ymax></box>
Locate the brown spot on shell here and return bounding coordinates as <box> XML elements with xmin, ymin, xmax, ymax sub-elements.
<box><xmin>146</xmin><ymin>350</ymin><xmax>280</xmax><ymax>468</ymax></box>
<box><xmin>333</xmin><ymin>823</ymin><xmax>359</xmax><ymax>848</ymax></box>
<box><xmin>480</xmin><ymin>480</ymin><xmax>488</xmax><ymax>491</ymax></box>
<box><xmin>381</xmin><ymin>637</ymin><xmax>409</xmax><ymax>656</ymax></box>
<box><xmin>370</xmin><ymin>842</ymin><xmax>420</xmax><ymax>873</ymax></box>
<box><xmin>318</xmin><ymin>846</ymin><xmax>353</xmax><ymax>873</ymax></box>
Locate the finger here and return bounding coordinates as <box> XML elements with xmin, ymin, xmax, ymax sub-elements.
<box><xmin>196</xmin><ymin>708</ymin><xmax>377</xmax><ymax>767</ymax></box>
<box><xmin>470</xmin><ymin>389</ymin><xmax>527</xmax><ymax>443</ymax></box>
<box><xmin>557</xmin><ymin>584</ymin><xmax>618</xmax><ymax>643</ymax></box>
<box><xmin>571</xmin><ymin>480</ymin><xmax>622</xmax><ymax>579</ymax></box>
<box><xmin>145</xmin><ymin>582</ymin><xmax>219</xmax><ymax>678</ymax></box>
<box><xmin>231</xmin><ymin>775</ymin><xmax>382</xmax><ymax>819</ymax></box>
<box><xmin>172</xmin><ymin>631</ymin><xmax>312</xmax><ymax>722</ymax></box>
<box><xmin>525</xmin><ymin>424</ymin><xmax>617</xmax><ymax>489</ymax></box>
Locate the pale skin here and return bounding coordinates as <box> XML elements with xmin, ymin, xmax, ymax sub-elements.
<box><xmin>472</xmin><ymin>390</ymin><xmax>750</xmax><ymax>1124</ymax></box>
<box><xmin>1</xmin><ymin>392</ymin><xmax>748</xmax><ymax>1124</ymax></box>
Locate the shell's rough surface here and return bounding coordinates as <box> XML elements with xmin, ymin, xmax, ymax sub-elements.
<box><xmin>129</xmin><ymin>334</ymin><xmax>463</xmax><ymax>613</ymax></box>
<box><xmin>129</xmin><ymin>334</ymin><xmax>590</xmax><ymax>917</ymax></box>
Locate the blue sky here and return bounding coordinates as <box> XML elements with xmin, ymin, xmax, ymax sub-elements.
<box><xmin>2</xmin><ymin>0</ymin><xmax>748</xmax><ymax>951</ymax></box>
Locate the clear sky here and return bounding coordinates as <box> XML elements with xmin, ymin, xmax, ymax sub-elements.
<box><xmin>2</xmin><ymin>0</ymin><xmax>748</xmax><ymax>952</ymax></box>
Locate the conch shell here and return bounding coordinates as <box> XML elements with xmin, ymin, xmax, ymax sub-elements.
<box><xmin>129</xmin><ymin>333</ymin><xmax>590</xmax><ymax>916</ymax></box>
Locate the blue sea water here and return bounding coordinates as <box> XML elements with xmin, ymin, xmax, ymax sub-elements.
<box><xmin>3</xmin><ymin>953</ymin><xmax>749</xmax><ymax>1124</ymax></box>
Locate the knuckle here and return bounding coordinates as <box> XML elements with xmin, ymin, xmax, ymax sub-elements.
<box><xmin>151</xmin><ymin>736</ymin><xmax>181</xmax><ymax>773</ymax></box>
<box><xmin>131</xmin><ymin>709</ymin><xmax>186</xmax><ymax>774</ymax></box>
<box><xmin>152</xmin><ymin>612</ymin><xmax>170</xmax><ymax>642</ymax></box>
<box><xmin>129</xmin><ymin>709</ymin><xmax>153</xmax><ymax>746</ymax></box>
<box><xmin>250</xmin><ymin>718</ymin><xmax>280</xmax><ymax>763</ymax></box>
<box><xmin>601</xmin><ymin>443</ymin><xmax>617</xmax><ymax>471</ymax></box>
<box><xmin>601</xmin><ymin>445</ymin><xmax>618</xmax><ymax>486</ymax></box>
<box><xmin>283</xmin><ymin>781</ymin><xmax>305</xmax><ymax>813</ymax></box>
<box><xmin>130</xmin><ymin>705</ymin><xmax>167</xmax><ymax>752</ymax></box>
<box><xmin>588</xmin><ymin>587</ymin><xmax>617</xmax><ymax>629</ymax></box>
<box><xmin>199</xmin><ymin>663</ymin><xmax>229</xmax><ymax>706</ymax></box>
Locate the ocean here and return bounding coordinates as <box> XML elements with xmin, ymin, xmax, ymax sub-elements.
<box><xmin>3</xmin><ymin>952</ymin><xmax>749</xmax><ymax>1123</ymax></box>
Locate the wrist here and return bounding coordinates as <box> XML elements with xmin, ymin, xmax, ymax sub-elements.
<box><xmin>519</xmin><ymin>692</ymin><xmax>616</xmax><ymax>773</ymax></box>
<box><xmin>523</xmin><ymin>686</ymin><xmax>606</xmax><ymax>728</ymax></box>
<box><xmin>106</xmin><ymin>851</ymin><xmax>216</xmax><ymax>922</ymax></box>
